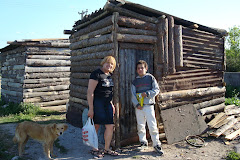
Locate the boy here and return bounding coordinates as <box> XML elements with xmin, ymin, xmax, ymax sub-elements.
<box><xmin>131</xmin><ymin>60</ymin><xmax>164</xmax><ymax>155</ymax></box>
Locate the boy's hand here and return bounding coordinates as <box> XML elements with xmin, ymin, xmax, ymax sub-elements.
<box><xmin>136</xmin><ymin>104</ymin><xmax>143</xmax><ymax>110</ymax></box>
<box><xmin>141</xmin><ymin>92</ymin><xmax>147</xmax><ymax>98</ymax></box>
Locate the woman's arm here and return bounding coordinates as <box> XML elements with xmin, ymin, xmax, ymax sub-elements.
<box><xmin>87</xmin><ymin>79</ymin><xmax>98</xmax><ymax>119</ymax></box>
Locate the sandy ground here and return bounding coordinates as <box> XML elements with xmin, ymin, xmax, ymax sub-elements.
<box><xmin>1</xmin><ymin>122</ymin><xmax>238</xmax><ymax>160</ymax></box>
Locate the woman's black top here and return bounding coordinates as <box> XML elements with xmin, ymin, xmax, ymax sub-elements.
<box><xmin>90</xmin><ymin>68</ymin><xmax>114</xmax><ymax>99</ymax></box>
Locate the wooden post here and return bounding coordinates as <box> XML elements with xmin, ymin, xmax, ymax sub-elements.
<box><xmin>156</xmin><ymin>15</ymin><xmax>166</xmax><ymax>80</ymax></box>
<box><xmin>163</xmin><ymin>17</ymin><xmax>168</xmax><ymax>76</ymax></box>
<box><xmin>112</xmin><ymin>12</ymin><xmax>120</xmax><ymax>148</ymax></box>
<box><xmin>174</xmin><ymin>25</ymin><xmax>183</xmax><ymax>68</ymax></box>
<box><xmin>168</xmin><ymin>16</ymin><xmax>175</xmax><ymax>73</ymax></box>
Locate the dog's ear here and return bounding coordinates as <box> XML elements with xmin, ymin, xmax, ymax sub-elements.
<box><xmin>52</xmin><ymin>123</ymin><xmax>57</xmax><ymax>129</ymax></box>
<box><xmin>63</xmin><ymin>124</ymin><xmax>68</xmax><ymax>131</ymax></box>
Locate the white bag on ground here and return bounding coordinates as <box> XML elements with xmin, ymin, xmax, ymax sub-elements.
<box><xmin>82</xmin><ymin>117</ymin><xmax>98</xmax><ymax>149</ymax></box>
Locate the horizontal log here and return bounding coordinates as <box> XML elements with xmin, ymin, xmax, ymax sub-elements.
<box><xmin>71</xmin><ymin>73</ymin><xmax>90</xmax><ymax>79</ymax></box>
<box><xmin>69</xmin><ymin>96</ymin><xmax>88</xmax><ymax>106</ymax></box>
<box><xmin>71</xmin><ymin>59</ymin><xmax>102</xmax><ymax>67</ymax></box>
<box><xmin>71</xmin><ymin>66</ymin><xmax>100</xmax><ymax>73</ymax></box>
<box><xmin>183</xmin><ymin>60</ymin><xmax>222</xmax><ymax>70</ymax></box>
<box><xmin>70</xmin><ymin>90</ymin><xmax>87</xmax><ymax>100</ymax></box>
<box><xmin>23</xmin><ymin>90</ymin><xmax>69</xmax><ymax>98</ymax></box>
<box><xmin>23</xmin><ymin>94</ymin><xmax>69</xmax><ymax>103</ymax></box>
<box><xmin>71</xmin><ymin>43</ymin><xmax>114</xmax><ymax>56</ymax></box>
<box><xmin>25</xmin><ymin>66</ymin><xmax>70</xmax><ymax>73</ymax></box>
<box><xmin>70</xmin><ymin>34</ymin><xmax>113</xmax><ymax>50</ymax></box>
<box><xmin>72</xmin><ymin>11</ymin><xmax>111</xmax><ymax>32</ymax></box>
<box><xmin>69</xmin><ymin>84</ymin><xmax>88</xmax><ymax>94</ymax></box>
<box><xmin>25</xmin><ymin>51</ymin><xmax>70</xmax><ymax>56</ymax></box>
<box><xmin>70</xmin><ymin>78</ymin><xmax>88</xmax><ymax>87</ymax></box>
<box><xmin>199</xmin><ymin>103</ymin><xmax>225</xmax><ymax>116</ymax></box>
<box><xmin>117</xmin><ymin>33</ymin><xmax>157</xmax><ymax>44</ymax></box>
<box><xmin>182</xmin><ymin>27</ymin><xmax>223</xmax><ymax>44</ymax></box>
<box><xmin>71</xmin><ymin>25</ymin><xmax>113</xmax><ymax>43</ymax></box>
<box><xmin>71</xmin><ymin>50</ymin><xmax>114</xmax><ymax>62</ymax></box>
<box><xmin>158</xmin><ymin>86</ymin><xmax>225</xmax><ymax>101</ymax></box>
<box><xmin>24</xmin><ymin>78</ymin><xmax>69</xmax><ymax>84</ymax></box>
<box><xmin>41</xmin><ymin>105</ymin><xmax>66</xmax><ymax>111</ymax></box>
<box><xmin>104</xmin><ymin>3</ymin><xmax>158</xmax><ymax>24</ymax></box>
<box><xmin>24</xmin><ymin>84</ymin><xmax>69</xmax><ymax>92</ymax></box>
<box><xmin>24</xmin><ymin>72</ymin><xmax>70</xmax><ymax>79</ymax></box>
<box><xmin>183</xmin><ymin>52</ymin><xmax>222</xmax><ymax>61</ymax></box>
<box><xmin>194</xmin><ymin>97</ymin><xmax>225</xmax><ymax>110</ymax></box>
<box><xmin>7</xmin><ymin>82</ymin><xmax>23</xmax><ymax>88</ymax></box>
<box><xmin>69</xmin><ymin>100</ymin><xmax>86</xmax><ymax>111</ymax></box>
<box><xmin>35</xmin><ymin>99</ymin><xmax>68</xmax><ymax>107</ymax></box>
<box><xmin>118</xmin><ymin>16</ymin><xmax>157</xmax><ymax>31</ymax></box>
<box><xmin>118</xmin><ymin>27</ymin><xmax>156</xmax><ymax>36</ymax></box>
<box><xmin>182</xmin><ymin>35</ymin><xmax>223</xmax><ymax>49</ymax></box>
<box><xmin>1</xmin><ymin>89</ymin><xmax>23</xmax><ymax>97</ymax></box>
<box><xmin>27</xmin><ymin>55</ymin><xmax>70</xmax><ymax>60</ymax></box>
<box><xmin>183</xmin><ymin>54</ymin><xmax>222</xmax><ymax>64</ymax></box>
<box><xmin>41</xmin><ymin>94</ymin><xmax>69</xmax><ymax>102</ymax></box>
<box><xmin>26</xmin><ymin>59</ymin><xmax>70</xmax><ymax>66</ymax></box>
<box><xmin>119</xmin><ymin>43</ymin><xmax>153</xmax><ymax>50</ymax></box>
<box><xmin>23</xmin><ymin>81</ymin><xmax>70</xmax><ymax>89</ymax></box>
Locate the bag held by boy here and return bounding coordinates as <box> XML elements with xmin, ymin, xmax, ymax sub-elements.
<box><xmin>82</xmin><ymin>117</ymin><xmax>98</xmax><ymax>149</ymax></box>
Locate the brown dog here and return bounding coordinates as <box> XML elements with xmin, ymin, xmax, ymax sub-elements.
<box><xmin>13</xmin><ymin>121</ymin><xmax>68</xmax><ymax>159</ymax></box>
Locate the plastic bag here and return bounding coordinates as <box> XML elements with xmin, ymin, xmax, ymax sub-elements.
<box><xmin>82</xmin><ymin>117</ymin><xmax>98</xmax><ymax>149</ymax></box>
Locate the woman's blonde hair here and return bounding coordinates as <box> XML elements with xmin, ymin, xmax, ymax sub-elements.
<box><xmin>100</xmin><ymin>56</ymin><xmax>116</xmax><ymax>72</ymax></box>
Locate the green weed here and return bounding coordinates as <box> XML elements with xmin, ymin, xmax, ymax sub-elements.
<box><xmin>226</xmin><ymin>151</ymin><xmax>240</xmax><ymax>160</ymax></box>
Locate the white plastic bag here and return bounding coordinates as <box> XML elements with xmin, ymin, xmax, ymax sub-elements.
<box><xmin>82</xmin><ymin>117</ymin><xmax>98</xmax><ymax>149</ymax></box>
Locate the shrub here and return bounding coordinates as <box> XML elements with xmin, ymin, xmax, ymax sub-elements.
<box><xmin>226</xmin><ymin>151</ymin><xmax>240</xmax><ymax>160</ymax></box>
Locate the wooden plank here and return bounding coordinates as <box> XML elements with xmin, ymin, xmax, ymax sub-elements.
<box><xmin>225</xmin><ymin>129</ymin><xmax>240</xmax><ymax>140</ymax></box>
<box><xmin>207</xmin><ymin>112</ymin><xmax>226</xmax><ymax>128</ymax></box>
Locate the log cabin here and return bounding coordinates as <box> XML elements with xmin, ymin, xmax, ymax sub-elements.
<box><xmin>65</xmin><ymin>0</ymin><xmax>227</xmax><ymax>147</ymax></box>
<box><xmin>0</xmin><ymin>38</ymin><xmax>71</xmax><ymax>110</ymax></box>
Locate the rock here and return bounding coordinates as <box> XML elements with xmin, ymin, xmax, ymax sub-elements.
<box><xmin>234</xmin><ymin>143</ymin><xmax>240</xmax><ymax>154</ymax></box>
<box><xmin>11</xmin><ymin>156</ymin><xmax>19</xmax><ymax>160</ymax></box>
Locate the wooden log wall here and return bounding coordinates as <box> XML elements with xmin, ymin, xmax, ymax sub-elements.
<box><xmin>157</xmin><ymin>18</ymin><xmax>225</xmax><ymax>119</ymax></box>
<box><xmin>68</xmin><ymin>14</ymin><xmax>115</xmax><ymax>116</ymax></box>
<box><xmin>1</xmin><ymin>46</ymin><xmax>26</xmax><ymax>103</ymax></box>
<box><xmin>23</xmin><ymin>46</ymin><xmax>70</xmax><ymax>109</ymax></box>
<box><xmin>1</xmin><ymin>41</ymin><xmax>71</xmax><ymax>110</ymax></box>
<box><xmin>69</xmin><ymin>3</ymin><xmax>226</xmax><ymax>146</ymax></box>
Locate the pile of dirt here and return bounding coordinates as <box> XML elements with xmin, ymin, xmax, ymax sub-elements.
<box><xmin>0</xmin><ymin>123</ymin><xmax>237</xmax><ymax>160</ymax></box>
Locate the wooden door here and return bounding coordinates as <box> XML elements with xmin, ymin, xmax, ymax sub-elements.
<box><xmin>119</xmin><ymin>47</ymin><xmax>154</xmax><ymax>141</ymax></box>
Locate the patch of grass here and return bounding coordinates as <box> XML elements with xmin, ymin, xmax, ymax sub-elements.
<box><xmin>54</xmin><ymin>138</ymin><xmax>68</xmax><ymax>154</ymax></box>
<box><xmin>226</xmin><ymin>151</ymin><xmax>240</xmax><ymax>160</ymax></box>
<box><xmin>0</xmin><ymin>101</ymin><xmax>66</xmax><ymax>124</ymax></box>
<box><xmin>226</xmin><ymin>85</ymin><xmax>240</xmax><ymax>98</ymax></box>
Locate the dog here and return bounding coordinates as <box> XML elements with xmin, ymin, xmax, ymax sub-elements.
<box><xmin>13</xmin><ymin>121</ymin><xmax>68</xmax><ymax>159</ymax></box>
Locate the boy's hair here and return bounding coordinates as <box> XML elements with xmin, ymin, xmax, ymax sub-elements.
<box><xmin>136</xmin><ymin>60</ymin><xmax>148</xmax><ymax>70</ymax></box>
<box><xmin>100</xmin><ymin>56</ymin><xmax>116</xmax><ymax>72</ymax></box>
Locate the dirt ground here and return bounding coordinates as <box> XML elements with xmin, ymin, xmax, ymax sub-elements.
<box><xmin>0</xmin><ymin>122</ymin><xmax>238</xmax><ymax>160</ymax></box>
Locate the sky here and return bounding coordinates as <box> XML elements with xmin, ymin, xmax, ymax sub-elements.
<box><xmin>0</xmin><ymin>0</ymin><xmax>240</xmax><ymax>49</ymax></box>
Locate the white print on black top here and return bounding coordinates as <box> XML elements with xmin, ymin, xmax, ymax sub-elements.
<box><xmin>102</xmin><ymin>78</ymin><xmax>114</xmax><ymax>87</ymax></box>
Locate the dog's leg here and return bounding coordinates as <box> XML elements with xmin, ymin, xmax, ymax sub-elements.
<box><xmin>22</xmin><ymin>136</ymin><xmax>29</xmax><ymax>154</ymax></box>
<box><xmin>43</xmin><ymin>143</ymin><xmax>52</xmax><ymax>160</ymax></box>
<box><xmin>50</xmin><ymin>141</ymin><xmax>57</xmax><ymax>157</ymax></box>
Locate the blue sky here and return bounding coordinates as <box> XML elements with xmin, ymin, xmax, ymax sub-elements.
<box><xmin>0</xmin><ymin>0</ymin><xmax>240</xmax><ymax>49</ymax></box>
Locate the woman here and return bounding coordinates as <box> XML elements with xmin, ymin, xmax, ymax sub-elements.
<box><xmin>87</xmin><ymin>56</ymin><xmax>119</xmax><ymax>158</ymax></box>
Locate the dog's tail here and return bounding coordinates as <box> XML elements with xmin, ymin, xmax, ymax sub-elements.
<box><xmin>13</xmin><ymin>124</ymin><xmax>20</xmax><ymax>143</ymax></box>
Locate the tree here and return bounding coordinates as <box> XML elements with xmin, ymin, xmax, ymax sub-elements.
<box><xmin>225</xmin><ymin>26</ymin><xmax>240</xmax><ymax>72</ymax></box>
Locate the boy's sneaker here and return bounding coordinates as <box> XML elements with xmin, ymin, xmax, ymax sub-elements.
<box><xmin>154</xmin><ymin>145</ymin><xmax>164</xmax><ymax>156</ymax></box>
<box><xmin>138</xmin><ymin>142</ymin><xmax>148</xmax><ymax>150</ymax></box>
